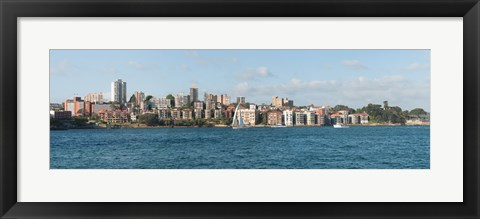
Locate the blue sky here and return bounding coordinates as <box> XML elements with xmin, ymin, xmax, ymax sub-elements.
<box><xmin>50</xmin><ymin>49</ymin><xmax>430</xmax><ymax>111</ymax></box>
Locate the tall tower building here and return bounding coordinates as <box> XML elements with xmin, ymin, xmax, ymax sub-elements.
<box><xmin>134</xmin><ymin>91</ymin><xmax>145</xmax><ymax>107</ymax></box>
<box><xmin>190</xmin><ymin>84</ymin><xmax>199</xmax><ymax>103</ymax></box>
<box><xmin>111</xmin><ymin>79</ymin><xmax>127</xmax><ymax>104</ymax></box>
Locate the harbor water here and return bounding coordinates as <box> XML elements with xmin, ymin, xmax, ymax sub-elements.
<box><xmin>50</xmin><ymin>126</ymin><xmax>430</xmax><ymax>169</ymax></box>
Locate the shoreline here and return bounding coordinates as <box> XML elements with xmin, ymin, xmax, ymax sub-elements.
<box><xmin>53</xmin><ymin>123</ymin><xmax>430</xmax><ymax>130</ymax></box>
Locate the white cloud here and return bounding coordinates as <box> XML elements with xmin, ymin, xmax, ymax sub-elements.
<box><xmin>233</xmin><ymin>76</ymin><xmax>429</xmax><ymax>110</ymax></box>
<box><xmin>50</xmin><ymin>60</ymin><xmax>78</xmax><ymax>76</ymax></box>
<box><xmin>98</xmin><ymin>67</ymin><xmax>120</xmax><ymax>75</ymax></box>
<box><xmin>405</xmin><ymin>63</ymin><xmax>430</xmax><ymax>71</ymax></box>
<box><xmin>342</xmin><ymin>60</ymin><xmax>368</xmax><ymax>70</ymax></box>
<box><xmin>127</xmin><ymin>60</ymin><xmax>147</xmax><ymax>70</ymax></box>
<box><xmin>239</xmin><ymin>67</ymin><xmax>274</xmax><ymax>80</ymax></box>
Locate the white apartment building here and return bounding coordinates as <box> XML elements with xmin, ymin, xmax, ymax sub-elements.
<box><xmin>283</xmin><ymin>110</ymin><xmax>293</xmax><ymax>126</ymax></box>
<box><xmin>111</xmin><ymin>79</ymin><xmax>127</xmax><ymax>104</ymax></box>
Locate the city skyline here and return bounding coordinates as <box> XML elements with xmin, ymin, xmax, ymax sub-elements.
<box><xmin>50</xmin><ymin>49</ymin><xmax>430</xmax><ymax>111</ymax></box>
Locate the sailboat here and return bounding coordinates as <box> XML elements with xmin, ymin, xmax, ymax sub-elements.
<box><xmin>232</xmin><ymin>104</ymin><xmax>244</xmax><ymax>129</ymax></box>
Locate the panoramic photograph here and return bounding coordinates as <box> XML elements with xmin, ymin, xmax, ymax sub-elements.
<box><xmin>50</xmin><ymin>49</ymin><xmax>430</xmax><ymax>169</ymax></box>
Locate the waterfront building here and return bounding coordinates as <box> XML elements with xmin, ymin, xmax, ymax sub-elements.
<box><xmin>349</xmin><ymin>114</ymin><xmax>359</xmax><ymax>124</ymax></box>
<box><xmin>236</xmin><ymin>96</ymin><xmax>245</xmax><ymax>104</ymax></box>
<box><xmin>240</xmin><ymin>109</ymin><xmax>256</xmax><ymax>126</ymax></box>
<box><xmin>249</xmin><ymin>104</ymin><xmax>256</xmax><ymax>110</ymax></box>
<box><xmin>158</xmin><ymin>108</ymin><xmax>171</xmax><ymax>120</ymax></box>
<box><xmin>98</xmin><ymin>109</ymin><xmax>129</xmax><ymax>123</ymax></box>
<box><xmin>190</xmin><ymin>86</ymin><xmax>199</xmax><ymax>103</ymax></box>
<box><xmin>205</xmin><ymin>100</ymin><xmax>216</xmax><ymax>119</ymax></box>
<box><xmin>314</xmin><ymin>109</ymin><xmax>327</xmax><ymax>125</ymax></box>
<box><xmin>330</xmin><ymin>112</ymin><xmax>345</xmax><ymax>124</ymax></box>
<box><xmin>64</xmin><ymin>97</ymin><xmax>84</xmax><ymax>116</ymax></box>
<box><xmin>305</xmin><ymin>112</ymin><xmax>316</xmax><ymax>125</ymax></box>
<box><xmin>338</xmin><ymin>110</ymin><xmax>349</xmax><ymax>124</ymax></box>
<box><xmin>84</xmin><ymin>92</ymin><xmax>103</xmax><ymax>104</ymax></box>
<box><xmin>359</xmin><ymin>113</ymin><xmax>369</xmax><ymax>124</ymax></box>
<box><xmin>295</xmin><ymin>111</ymin><xmax>306</xmax><ymax>125</ymax></box>
<box><xmin>194</xmin><ymin>108</ymin><xmax>203</xmax><ymax>119</ymax></box>
<box><xmin>111</xmin><ymin>79</ymin><xmax>127</xmax><ymax>104</ymax></box>
<box><xmin>171</xmin><ymin>108</ymin><xmax>182</xmax><ymax>120</ymax></box>
<box><xmin>283</xmin><ymin>110</ymin><xmax>293</xmax><ymax>126</ymax></box>
<box><xmin>214</xmin><ymin>109</ymin><xmax>223</xmax><ymax>119</ymax></box>
<box><xmin>50</xmin><ymin>110</ymin><xmax>72</xmax><ymax>120</ymax></box>
<box><xmin>267</xmin><ymin>111</ymin><xmax>282</xmax><ymax>125</ymax></box>
<box><xmin>182</xmin><ymin>109</ymin><xmax>192</xmax><ymax>120</ymax></box>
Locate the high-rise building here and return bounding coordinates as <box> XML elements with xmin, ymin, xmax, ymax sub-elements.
<box><xmin>272</xmin><ymin>96</ymin><xmax>282</xmax><ymax>107</ymax></box>
<box><xmin>219</xmin><ymin>94</ymin><xmax>230</xmax><ymax>105</ymax></box>
<box><xmin>174</xmin><ymin>93</ymin><xmax>190</xmax><ymax>107</ymax></box>
<box><xmin>236</xmin><ymin>96</ymin><xmax>245</xmax><ymax>104</ymax></box>
<box><xmin>111</xmin><ymin>79</ymin><xmax>127</xmax><ymax>104</ymax></box>
<box><xmin>84</xmin><ymin>92</ymin><xmax>104</xmax><ymax>103</ymax></box>
<box><xmin>204</xmin><ymin>93</ymin><xmax>217</xmax><ymax>102</ymax></box>
<box><xmin>190</xmin><ymin>86</ymin><xmax>199</xmax><ymax>103</ymax></box>
<box><xmin>272</xmin><ymin>96</ymin><xmax>290</xmax><ymax>107</ymax></box>
<box><xmin>134</xmin><ymin>91</ymin><xmax>145</xmax><ymax>107</ymax></box>
<box><xmin>287</xmin><ymin>100</ymin><xmax>294</xmax><ymax>107</ymax></box>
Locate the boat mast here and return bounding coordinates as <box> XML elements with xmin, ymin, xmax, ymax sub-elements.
<box><xmin>239</xmin><ymin>109</ymin><xmax>244</xmax><ymax>128</ymax></box>
<box><xmin>232</xmin><ymin>104</ymin><xmax>240</xmax><ymax>127</ymax></box>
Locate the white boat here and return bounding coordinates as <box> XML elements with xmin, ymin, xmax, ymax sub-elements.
<box><xmin>333</xmin><ymin>123</ymin><xmax>349</xmax><ymax>128</ymax></box>
<box><xmin>271</xmin><ymin>124</ymin><xmax>286</xmax><ymax>128</ymax></box>
<box><xmin>232</xmin><ymin>104</ymin><xmax>245</xmax><ymax>129</ymax></box>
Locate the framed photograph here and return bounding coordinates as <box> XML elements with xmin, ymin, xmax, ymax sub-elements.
<box><xmin>1</xmin><ymin>0</ymin><xmax>479</xmax><ymax>218</ymax></box>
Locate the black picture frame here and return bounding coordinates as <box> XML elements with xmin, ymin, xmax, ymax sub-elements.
<box><xmin>1</xmin><ymin>0</ymin><xmax>479</xmax><ymax>218</ymax></box>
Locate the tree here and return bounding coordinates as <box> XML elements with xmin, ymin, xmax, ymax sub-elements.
<box><xmin>333</xmin><ymin>105</ymin><xmax>349</xmax><ymax>111</ymax></box>
<box><xmin>129</xmin><ymin>94</ymin><xmax>136</xmax><ymax>104</ymax></box>
<box><xmin>410</xmin><ymin>108</ymin><xmax>427</xmax><ymax>117</ymax></box>
<box><xmin>138</xmin><ymin>113</ymin><xmax>159</xmax><ymax>126</ymax></box>
<box><xmin>166</xmin><ymin>94</ymin><xmax>175</xmax><ymax>107</ymax></box>
<box><xmin>145</xmin><ymin>95</ymin><xmax>153</xmax><ymax>102</ymax></box>
<box><xmin>333</xmin><ymin>105</ymin><xmax>356</xmax><ymax>114</ymax></box>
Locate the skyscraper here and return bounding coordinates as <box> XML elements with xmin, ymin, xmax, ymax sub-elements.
<box><xmin>190</xmin><ymin>85</ymin><xmax>198</xmax><ymax>103</ymax></box>
<box><xmin>111</xmin><ymin>79</ymin><xmax>127</xmax><ymax>104</ymax></box>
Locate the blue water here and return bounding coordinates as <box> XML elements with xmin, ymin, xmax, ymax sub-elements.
<box><xmin>50</xmin><ymin>126</ymin><xmax>430</xmax><ymax>169</ymax></box>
